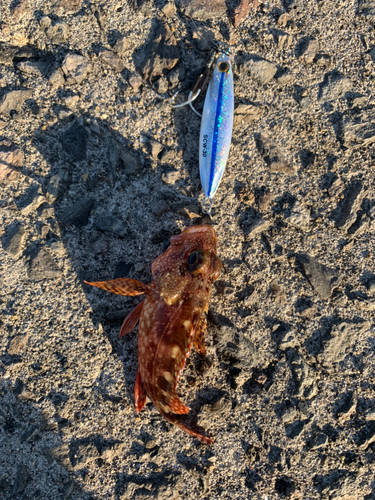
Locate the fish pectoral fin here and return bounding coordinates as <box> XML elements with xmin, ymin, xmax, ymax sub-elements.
<box><xmin>134</xmin><ymin>370</ymin><xmax>147</xmax><ymax>413</ymax></box>
<box><xmin>119</xmin><ymin>300</ymin><xmax>145</xmax><ymax>337</ymax></box>
<box><xmin>168</xmin><ymin>394</ymin><xmax>190</xmax><ymax>415</ymax></box>
<box><xmin>193</xmin><ymin>314</ymin><xmax>207</xmax><ymax>357</ymax></box>
<box><xmin>84</xmin><ymin>278</ymin><xmax>149</xmax><ymax>296</ymax></box>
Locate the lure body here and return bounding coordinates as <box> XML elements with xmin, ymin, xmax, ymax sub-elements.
<box><xmin>199</xmin><ymin>53</ymin><xmax>234</xmax><ymax>201</ymax></box>
<box><xmin>85</xmin><ymin>225</ymin><xmax>222</xmax><ymax>444</ymax></box>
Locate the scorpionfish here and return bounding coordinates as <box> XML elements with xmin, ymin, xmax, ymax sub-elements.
<box><xmin>85</xmin><ymin>225</ymin><xmax>222</xmax><ymax>444</ymax></box>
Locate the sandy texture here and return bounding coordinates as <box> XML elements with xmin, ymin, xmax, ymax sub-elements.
<box><xmin>1</xmin><ymin>0</ymin><xmax>375</xmax><ymax>498</ymax></box>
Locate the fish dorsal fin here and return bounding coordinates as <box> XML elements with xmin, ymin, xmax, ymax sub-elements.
<box><xmin>85</xmin><ymin>278</ymin><xmax>150</xmax><ymax>296</ymax></box>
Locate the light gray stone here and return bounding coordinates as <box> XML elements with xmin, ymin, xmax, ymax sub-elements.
<box><xmin>45</xmin><ymin>171</ymin><xmax>69</xmax><ymax>204</ymax></box>
<box><xmin>234</xmin><ymin>103</ymin><xmax>264</xmax><ymax>125</ymax></box>
<box><xmin>40</xmin><ymin>16</ymin><xmax>69</xmax><ymax>44</ymax></box>
<box><xmin>61</xmin><ymin>53</ymin><xmax>90</xmax><ymax>84</ymax></box>
<box><xmin>180</xmin><ymin>0</ymin><xmax>227</xmax><ymax>21</ymax></box>
<box><xmin>318</xmin><ymin>322</ymin><xmax>369</xmax><ymax>373</ymax></box>
<box><xmin>98</xmin><ymin>49</ymin><xmax>125</xmax><ymax>72</ymax></box>
<box><xmin>0</xmin><ymin>90</ymin><xmax>32</xmax><ymax>115</ymax></box>
<box><xmin>49</xmin><ymin>68</ymin><xmax>65</xmax><ymax>87</ymax></box>
<box><xmin>17</xmin><ymin>61</ymin><xmax>47</xmax><ymax>77</ymax></box>
<box><xmin>342</xmin><ymin>107</ymin><xmax>375</xmax><ymax>147</ymax></box>
<box><xmin>242</xmin><ymin>58</ymin><xmax>277</xmax><ymax>85</ymax></box>
<box><xmin>27</xmin><ymin>246</ymin><xmax>63</xmax><ymax>280</ymax></box>
<box><xmin>318</xmin><ymin>71</ymin><xmax>353</xmax><ymax>101</ymax></box>
<box><xmin>2</xmin><ymin>222</ymin><xmax>26</xmax><ymax>256</ymax></box>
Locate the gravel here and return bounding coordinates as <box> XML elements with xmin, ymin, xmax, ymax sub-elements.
<box><xmin>1</xmin><ymin>0</ymin><xmax>375</xmax><ymax>499</ymax></box>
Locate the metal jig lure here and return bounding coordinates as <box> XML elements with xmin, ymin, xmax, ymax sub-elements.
<box><xmin>170</xmin><ymin>45</ymin><xmax>234</xmax><ymax>216</ymax></box>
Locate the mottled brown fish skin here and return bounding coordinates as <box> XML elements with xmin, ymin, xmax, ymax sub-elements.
<box><xmin>85</xmin><ymin>224</ymin><xmax>222</xmax><ymax>444</ymax></box>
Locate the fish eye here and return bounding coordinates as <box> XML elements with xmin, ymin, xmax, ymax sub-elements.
<box><xmin>187</xmin><ymin>250</ymin><xmax>204</xmax><ymax>272</ymax></box>
<box><xmin>218</xmin><ymin>61</ymin><xmax>229</xmax><ymax>73</ymax></box>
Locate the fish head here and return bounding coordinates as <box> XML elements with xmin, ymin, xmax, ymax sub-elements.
<box><xmin>151</xmin><ymin>225</ymin><xmax>222</xmax><ymax>306</ymax></box>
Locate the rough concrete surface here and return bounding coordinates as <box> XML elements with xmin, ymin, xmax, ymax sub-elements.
<box><xmin>1</xmin><ymin>0</ymin><xmax>375</xmax><ymax>498</ymax></box>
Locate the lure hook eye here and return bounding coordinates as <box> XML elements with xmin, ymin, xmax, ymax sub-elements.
<box><xmin>218</xmin><ymin>61</ymin><xmax>230</xmax><ymax>73</ymax></box>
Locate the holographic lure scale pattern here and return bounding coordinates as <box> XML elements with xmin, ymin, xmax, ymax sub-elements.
<box><xmin>199</xmin><ymin>53</ymin><xmax>234</xmax><ymax>200</ymax></box>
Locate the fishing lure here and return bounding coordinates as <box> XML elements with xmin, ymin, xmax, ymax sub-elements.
<box><xmin>171</xmin><ymin>46</ymin><xmax>234</xmax><ymax>216</ymax></box>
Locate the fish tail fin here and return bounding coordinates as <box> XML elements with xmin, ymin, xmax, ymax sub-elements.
<box><xmin>159</xmin><ymin>410</ymin><xmax>213</xmax><ymax>445</ymax></box>
<box><xmin>84</xmin><ymin>278</ymin><xmax>149</xmax><ymax>296</ymax></box>
<box><xmin>134</xmin><ymin>370</ymin><xmax>147</xmax><ymax>413</ymax></box>
<box><xmin>119</xmin><ymin>300</ymin><xmax>145</xmax><ymax>337</ymax></box>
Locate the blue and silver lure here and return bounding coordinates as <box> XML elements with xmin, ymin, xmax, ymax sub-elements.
<box><xmin>199</xmin><ymin>52</ymin><xmax>234</xmax><ymax>214</ymax></box>
<box><xmin>171</xmin><ymin>49</ymin><xmax>234</xmax><ymax>216</ymax></box>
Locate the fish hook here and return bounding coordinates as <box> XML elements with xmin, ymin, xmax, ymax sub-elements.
<box><xmin>169</xmin><ymin>58</ymin><xmax>214</xmax><ymax>117</ymax></box>
<box><xmin>169</xmin><ymin>89</ymin><xmax>201</xmax><ymax>113</ymax></box>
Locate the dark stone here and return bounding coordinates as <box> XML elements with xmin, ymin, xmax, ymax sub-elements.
<box><xmin>294</xmin><ymin>296</ymin><xmax>313</xmax><ymax>313</ymax></box>
<box><xmin>27</xmin><ymin>246</ymin><xmax>63</xmax><ymax>280</ymax></box>
<box><xmin>48</xmin><ymin>389</ymin><xmax>68</xmax><ymax>407</ymax></box>
<box><xmin>307</xmin><ymin>432</ymin><xmax>328</xmax><ymax>449</ymax></box>
<box><xmin>268</xmin><ymin>445</ymin><xmax>282</xmax><ymax>463</ymax></box>
<box><xmin>343</xmin><ymin>451</ymin><xmax>357</xmax><ymax>465</ymax></box>
<box><xmin>15</xmin><ymin>184</ymin><xmax>45</xmax><ymax>213</ymax></box>
<box><xmin>106</xmin><ymin>136</ymin><xmax>140</xmax><ymax>175</ymax></box>
<box><xmin>45</xmin><ymin>170</ymin><xmax>69</xmax><ymax>204</ymax></box>
<box><xmin>245</xmin><ymin>469</ymin><xmax>262</xmax><ymax>491</ymax></box>
<box><xmin>13</xmin><ymin>378</ymin><xmax>24</xmax><ymax>395</ymax></box>
<box><xmin>285</xmin><ymin>419</ymin><xmax>308</xmax><ymax>438</ymax></box>
<box><xmin>353</xmin><ymin>421</ymin><xmax>375</xmax><ymax>449</ymax></box>
<box><xmin>343</xmin><ymin>107</ymin><xmax>375</xmax><ymax>147</ymax></box>
<box><xmin>10</xmin><ymin>464</ymin><xmax>30</xmax><ymax>496</ymax></box>
<box><xmin>333</xmin><ymin>391</ymin><xmax>355</xmax><ymax>419</ymax></box>
<box><xmin>292</xmin><ymin>253</ymin><xmax>340</xmax><ymax>299</ymax></box>
<box><xmin>136</xmin><ymin>19</ymin><xmax>179</xmax><ymax>82</ymax></box>
<box><xmin>299</xmin><ymin>149</ymin><xmax>315</xmax><ymax>167</ymax></box>
<box><xmin>313</xmin><ymin>469</ymin><xmax>350</xmax><ymax>495</ymax></box>
<box><xmin>358</xmin><ymin>0</ymin><xmax>375</xmax><ymax>23</ymax></box>
<box><xmin>305</xmin><ymin>319</ymin><xmax>333</xmax><ymax>356</ymax></box>
<box><xmin>113</xmin><ymin>261</ymin><xmax>133</xmax><ymax>279</ymax></box>
<box><xmin>59</xmin><ymin>121</ymin><xmax>89</xmax><ymax>162</ymax></box>
<box><xmin>275</xmin><ymin>476</ymin><xmax>295</xmax><ymax>496</ymax></box>
<box><xmin>152</xmin><ymin>199</ymin><xmax>170</xmax><ymax>217</ymax></box>
<box><xmin>331</xmin><ymin>180</ymin><xmax>362</xmax><ymax>229</ymax></box>
<box><xmin>94</xmin><ymin>214</ymin><xmax>127</xmax><ymax>237</ymax></box>
<box><xmin>0</xmin><ymin>478</ymin><xmax>10</xmax><ymax>493</ymax></box>
<box><xmin>59</xmin><ymin>197</ymin><xmax>94</xmax><ymax>227</ymax></box>
<box><xmin>21</xmin><ymin>424</ymin><xmax>39</xmax><ymax>442</ymax></box>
